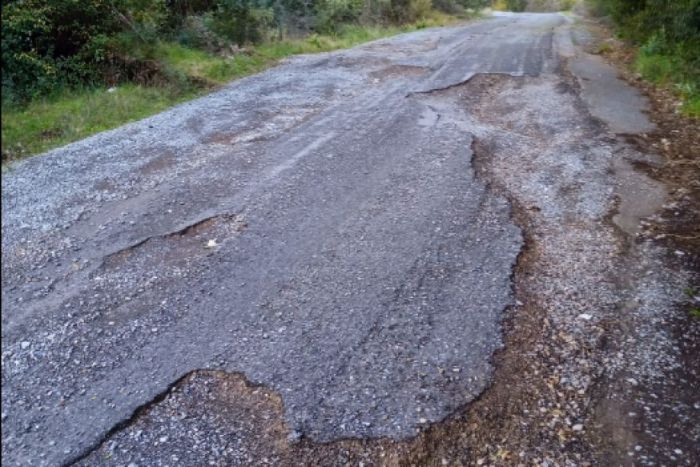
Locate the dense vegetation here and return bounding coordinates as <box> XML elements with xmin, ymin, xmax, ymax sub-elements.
<box><xmin>586</xmin><ymin>0</ymin><xmax>700</xmax><ymax>115</ymax></box>
<box><xmin>1</xmin><ymin>0</ymin><xmax>488</xmax><ymax>104</ymax></box>
<box><xmin>1</xmin><ymin>0</ymin><xmax>489</xmax><ymax>159</ymax></box>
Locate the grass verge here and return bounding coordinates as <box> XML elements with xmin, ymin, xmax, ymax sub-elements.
<box><xmin>2</xmin><ymin>16</ymin><xmax>459</xmax><ymax>161</ymax></box>
<box><xmin>634</xmin><ymin>51</ymin><xmax>700</xmax><ymax>117</ymax></box>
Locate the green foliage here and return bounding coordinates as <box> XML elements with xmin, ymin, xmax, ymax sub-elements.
<box><xmin>1</xmin><ymin>0</ymin><xmax>167</xmax><ymax>102</ymax></box>
<box><xmin>505</xmin><ymin>0</ymin><xmax>527</xmax><ymax>12</ymax></box>
<box><xmin>460</xmin><ymin>0</ymin><xmax>490</xmax><ymax>9</ymax></box>
<box><xmin>314</xmin><ymin>0</ymin><xmax>365</xmax><ymax>33</ymax></box>
<box><xmin>211</xmin><ymin>1</ymin><xmax>274</xmax><ymax>45</ymax></box>
<box><xmin>635</xmin><ymin>49</ymin><xmax>700</xmax><ymax>116</ymax></box>
<box><xmin>585</xmin><ymin>0</ymin><xmax>699</xmax><ymax>117</ymax></box>
<box><xmin>586</xmin><ymin>0</ymin><xmax>700</xmax><ymax>51</ymax></box>
<box><xmin>390</xmin><ymin>0</ymin><xmax>434</xmax><ymax>23</ymax></box>
<box><xmin>1</xmin><ymin>84</ymin><xmax>191</xmax><ymax>160</ymax></box>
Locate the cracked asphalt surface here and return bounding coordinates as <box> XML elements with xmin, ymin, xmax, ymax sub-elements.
<box><xmin>3</xmin><ymin>12</ymin><xmax>698</xmax><ymax>466</ymax></box>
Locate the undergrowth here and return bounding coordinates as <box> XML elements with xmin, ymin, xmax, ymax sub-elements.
<box><xmin>635</xmin><ymin>50</ymin><xmax>700</xmax><ymax>117</ymax></box>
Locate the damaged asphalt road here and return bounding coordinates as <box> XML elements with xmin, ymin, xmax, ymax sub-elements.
<box><xmin>2</xmin><ymin>12</ymin><xmax>698</xmax><ymax>466</ymax></box>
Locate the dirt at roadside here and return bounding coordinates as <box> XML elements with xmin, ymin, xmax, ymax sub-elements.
<box><xmin>579</xmin><ymin>19</ymin><xmax>700</xmax><ymax>260</ymax></box>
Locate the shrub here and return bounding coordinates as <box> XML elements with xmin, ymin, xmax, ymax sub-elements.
<box><xmin>1</xmin><ymin>0</ymin><xmax>166</xmax><ymax>101</ymax></box>
<box><xmin>390</xmin><ymin>0</ymin><xmax>433</xmax><ymax>23</ymax></box>
<box><xmin>211</xmin><ymin>0</ymin><xmax>274</xmax><ymax>45</ymax></box>
<box><xmin>432</xmin><ymin>0</ymin><xmax>462</xmax><ymax>14</ymax></box>
<box><xmin>505</xmin><ymin>0</ymin><xmax>527</xmax><ymax>11</ymax></box>
<box><xmin>410</xmin><ymin>0</ymin><xmax>434</xmax><ymax>19</ymax></box>
<box><xmin>461</xmin><ymin>0</ymin><xmax>490</xmax><ymax>9</ymax></box>
<box><xmin>314</xmin><ymin>0</ymin><xmax>365</xmax><ymax>34</ymax></box>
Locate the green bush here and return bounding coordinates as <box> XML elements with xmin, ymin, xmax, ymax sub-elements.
<box><xmin>432</xmin><ymin>0</ymin><xmax>462</xmax><ymax>14</ymax></box>
<box><xmin>1</xmin><ymin>0</ymin><xmax>166</xmax><ymax>102</ymax></box>
<box><xmin>314</xmin><ymin>0</ymin><xmax>365</xmax><ymax>34</ymax></box>
<box><xmin>211</xmin><ymin>0</ymin><xmax>274</xmax><ymax>45</ymax></box>
<box><xmin>504</xmin><ymin>0</ymin><xmax>527</xmax><ymax>12</ymax></box>
<box><xmin>585</xmin><ymin>0</ymin><xmax>699</xmax><ymax>116</ymax></box>
<box><xmin>173</xmin><ymin>14</ymin><xmax>223</xmax><ymax>50</ymax></box>
<box><xmin>389</xmin><ymin>0</ymin><xmax>433</xmax><ymax>23</ymax></box>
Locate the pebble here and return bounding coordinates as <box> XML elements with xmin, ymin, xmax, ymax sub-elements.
<box><xmin>572</xmin><ymin>424</ymin><xmax>584</xmax><ymax>432</ymax></box>
<box><xmin>577</xmin><ymin>313</ymin><xmax>592</xmax><ymax>321</ymax></box>
<box><xmin>287</xmin><ymin>430</ymin><xmax>302</xmax><ymax>443</ymax></box>
<box><xmin>20</xmin><ymin>341</ymin><xmax>31</xmax><ymax>350</ymax></box>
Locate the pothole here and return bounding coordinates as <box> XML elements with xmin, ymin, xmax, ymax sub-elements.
<box><xmin>63</xmin><ymin>65</ymin><xmax>697</xmax><ymax>467</ymax></box>
<box><xmin>72</xmin><ymin>73</ymin><xmax>586</xmax><ymax>467</ymax></box>
<box><xmin>102</xmin><ymin>213</ymin><xmax>247</xmax><ymax>270</ymax></box>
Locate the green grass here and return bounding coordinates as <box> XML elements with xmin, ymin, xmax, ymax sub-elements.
<box><xmin>635</xmin><ymin>51</ymin><xmax>700</xmax><ymax>118</ymax></box>
<box><xmin>1</xmin><ymin>84</ymin><xmax>196</xmax><ymax>160</ymax></box>
<box><xmin>2</xmin><ymin>16</ymin><xmax>459</xmax><ymax>162</ymax></box>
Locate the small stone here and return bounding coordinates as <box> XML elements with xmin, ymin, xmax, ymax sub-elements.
<box><xmin>287</xmin><ymin>430</ymin><xmax>302</xmax><ymax>444</ymax></box>
<box><xmin>674</xmin><ymin>449</ymin><xmax>683</xmax><ymax>455</ymax></box>
<box><xmin>419</xmin><ymin>418</ymin><xmax>428</xmax><ymax>424</ymax></box>
<box><xmin>159</xmin><ymin>436</ymin><xmax>169</xmax><ymax>443</ymax></box>
<box><xmin>626</xmin><ymin>378</ymin><xmax>638</xmax><ymax>386</ymax></box>
<box><xmin>20</xmin><ymin>341</ymin><xmax>31</xmax><ymax>350</ymax></box>
<box><xmin>577</xmin><ymin>313</ymin><xmax>592</xmax><ymax>321</ymax></box>
<box><xmin>572</xmin><ymin>424</ymin><xmax>584</xmax><ymax>432</ymax></box>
